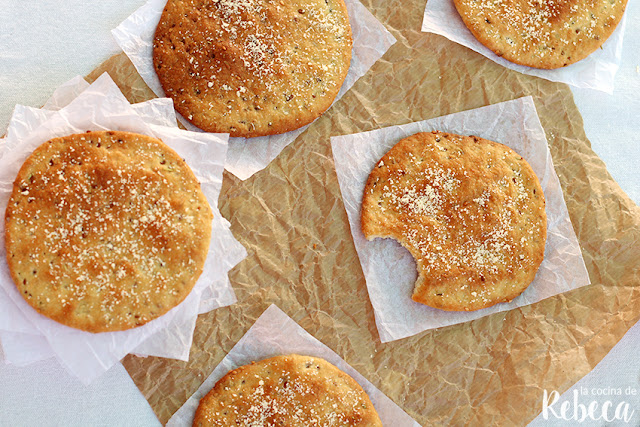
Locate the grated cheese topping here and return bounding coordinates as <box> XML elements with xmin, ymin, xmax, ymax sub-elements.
<box><xmin>5</xmin><ymin>131</ymin><xmax>212</xmax><ymax>332</ymax></box>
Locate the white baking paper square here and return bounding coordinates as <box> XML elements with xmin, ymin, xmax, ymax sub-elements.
<box><xmin>422</xmin><ymin>0</ymin><xmax>627</xmax><ymax>93</ymax></box>
<box><xmin>331</xmin><ymin>96</ymin><xmax>590</xmax><ymax>343</ymax></box>
<box><xmin>112</xmin><ymin>0</ymin><xmax>397</xmax><ymax>180</ymax></box>
<box><xmin>0</xmin><ymin>73</ymin><xmax>247</xmax><ymax>383</ymax></box>
<box><xmin>167</xmin><ymin>304</ymin><xmax>420</xmax><ymax>426</ymax></box>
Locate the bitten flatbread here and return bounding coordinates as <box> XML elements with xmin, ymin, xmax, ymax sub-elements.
<box><xmin>361</xmin><ymin>131</ymin><xmax>547</xmax><ymax>311</ymax></box>
<box><xmin>453</xmin><ymin>0</ymin><xmax>628</xmax><ymax>69</ymax></box>
<box><xmin>193</xmin><ymin>354</ymin><xmax>382</xmax><ymax>426</ymax></box>
<box><xmin>153</xmin><ymin>0</ymin><xmax>353</xmax><ymax>138</ymax></box>
<box><xmin>4</xmin><ymin>131</ymin><xmax>212</xmax><ymax>333</ymax></box>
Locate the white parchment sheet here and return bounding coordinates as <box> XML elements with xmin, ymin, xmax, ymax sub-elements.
<box><xmin>167</xmin><ymin>304</ymin><xmax>421</xmax><ymax>426</ymax></box>
<box><xmin>0</xmin><ymin>74</ymin><xmax>247</xmax><ymax>384</ymax></box>
<box><xmin>112</xmin><ymin>0</ymin><xmax>397</xmax><ymax>180</ymax></box>
<box><xmin>422</xmin><ymin>0</ymin><xmax>627</xmax><ymax>93</ymax></box>
<box><xmin>331</xmin><ymin>96</ymin><xmax>590</xmax><ymax>343</ymax></box>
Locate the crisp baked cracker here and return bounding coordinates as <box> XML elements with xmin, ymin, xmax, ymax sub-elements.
<box><xmin>361</xmin><ymin>131</ymin><xmax>547</xmax><ymax>311</ymax></box>
<box><xmin>4</xmin><ymin>131</ymin><xmax>213</xmax><ymax>333</ymax></box>
<box><xmin>193</xmin><ymin>354</ymin><xmax>382</xmax><ymax>426</ymax></box>
<box><xmin>453</xmin><ymin>0</ymin><xmax>628</xmax><ymax>69</ymax></box>
<box><xmin>153</xmin><ymin>0</ymin><xmax>353</xmax><ymax>137</ymax></box>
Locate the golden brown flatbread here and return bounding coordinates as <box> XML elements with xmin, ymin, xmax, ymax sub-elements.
<box><xmin>453</xmin><ymin>0</ymin><xmax>628</xmax><ymax>69</ymax></box>
<box><xmin>193</xmin><ymin>354</ymin><xmax>382</xmax><ymax>426</ymax></box>
<box><xmin>4</xmin><ymin>131</ymin><xmax>212</xmax><ymax>332</ymax></box>
<box><xmin>153</xmin><ymin>0</ymin><xmax>353</xmax><ymax>137</ymax></box>
<box><xmin>361</xmin><ymin>131</ymin><xmax>547</xmax><ymax>311</ymax></box>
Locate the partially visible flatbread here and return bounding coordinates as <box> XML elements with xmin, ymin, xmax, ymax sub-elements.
<box><xmin>193</xmin><ymin>354</ymin><xmax>382</xmax><ymax>426</ymax></box>
<box><xmin>453</xmin><ymin>0</ymin><xmax>628</xmax><ymax>69</ymax></box>
<box><xmin>361</xmin><ymin>131</ymin><xmax>547</xmax><ymax>311</ymax></box>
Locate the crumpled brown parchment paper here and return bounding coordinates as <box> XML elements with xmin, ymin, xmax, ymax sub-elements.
<box><xmin>87</xmin><ymin>0</ymin><xmax>640</xmax><ymax>424</ymax></box>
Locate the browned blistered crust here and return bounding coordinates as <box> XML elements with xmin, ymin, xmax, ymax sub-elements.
<box><xmin>361</xmin><ymin>131</ymin><xmax>547</xmax><ymax>311</ymax></box>
<box><xmin>454</xmin><ymin>0</ymin><xmax>628</xmax><ymax>69</ymax></box>
<box><xmin>153</xmin><ymin>0</ymin><xmax>353</xmax><ymax>137</ymax></box>
<box><xmin>193</xmin><ymin>354</ymin><xmax>382</xmax><ymax>426</ymax></box>
<box><xmin>4</xmin><ymin>131</ymin><xmax>213</xmax><ymax>333</ymax></box>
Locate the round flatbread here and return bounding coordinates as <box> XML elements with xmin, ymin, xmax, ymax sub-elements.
<box><xmin>153</xmin><ymin>0</ymin><xmax>353</xmax><ymax>138</ymax></box>
<box><xmin>4</xmin><ymin>131</ymin><xmax>213</xmax><ymax>333</ymax></box>
<box><xmin>193</xmin><ymin>354</ymin><xmax>382</xmax><ymax>426</ymax></box>
<box><xmin>453</xmin><ymin>0</ymin><xmax>628</xmax><ymax>69</ymax></box>
<box><xmin>361</xmin><ymin>131</ymin><xmax>547</xmax><ymax>311</ymax></box>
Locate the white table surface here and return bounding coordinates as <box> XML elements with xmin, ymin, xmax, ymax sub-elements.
<box><xmin>0</xmin><ymin>1</ymin><xmax>638</xmax><ymax>425</ymax></box>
